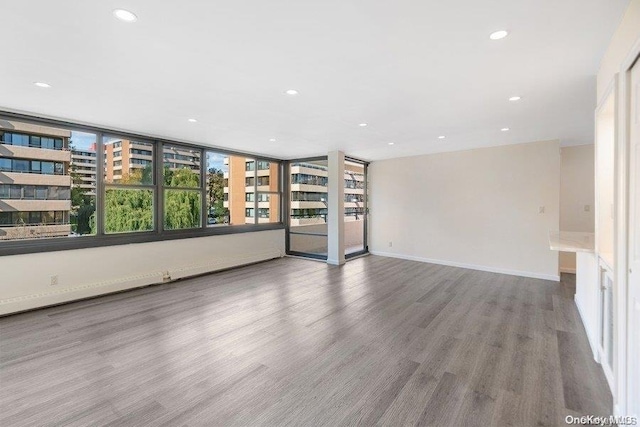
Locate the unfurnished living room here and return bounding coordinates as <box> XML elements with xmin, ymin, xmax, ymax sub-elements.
<box><xmin>0</xmin><ymin>1</ymin><xmax>639</xmax><ymax>426</ymax></box>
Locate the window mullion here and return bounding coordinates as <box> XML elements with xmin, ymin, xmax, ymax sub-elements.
<box><xmin>156</xmin><ymin>140</ymin><xmax>163</xmax><ymax>234</ymax></box>
<box><xmin>96</xmin><ymin>132</ymin><xmax>105</xmax><ymax>236</ymax></box>
<box><xmin>253</xmin><ymin>158</ymin><xmax>258</xmax><ymax>225</ymax></box>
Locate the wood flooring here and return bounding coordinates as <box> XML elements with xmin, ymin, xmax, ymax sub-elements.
<box><xmin>0</xmin><ymin>256</ymin><xmax>612</xmax><ymax>426</ymax></box>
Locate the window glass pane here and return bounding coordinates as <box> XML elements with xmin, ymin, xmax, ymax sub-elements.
<box><xmin>344</xmin><ymin>159</ymin><xmax>366</xmax><ymax>255</ymax></box>
<box><xmin>69</xmin><ymin>131</ymin><xmax>97</xmax><ymax>235</ymax></box>
<box><xmin>257</xmin><ymin>193</ymin><xmax>279</xmax><ymax>223</ymax></box>
<box><xmin>23</xmin><ymin>186</ymin><xmax>35</xmax><ymax>199</ymax></box>
<box><xmin>10</xmin><ymin>185</ymin><xmax>22</xmax><ymax>199</ymax></box>
<box><xmin>206</xmin><ymin>152</ymin><xmax>258</xmax><ymax>226</ymax></box>
<box><xmin>104</xmin><ymin>188</ymin><xmax>154</xmax><ymax>233</ymax></box>
<box><xmin>29</xmin><ymin>212</ymin><xmax>42</xmax><ymax>224</ymax></box>
<box><xmin>163</xmin><ymin>144</ymin><xmax>201</xmax><ymax>188</ymax></box>
<box><xmin>104</xmin><ymin>137</ymin><xmax>154</xmax><ymax>185</ymax></box>
<box><xmin>0</xmin><ymin>212</ymin><xmax>10</xmax><ymax>225</ymax></box>
<box><xmin>36</xmin><ymin>187</ymin><xmax>48</xmax><ymax>200</ymax></box>
<box><xmin>13</xmin><ymin>160</ymin><xmax>29</xmax><ymax>172</ymax></box>
<box><xmin>0</xmin><ymin>121</ymin><xmax>95</xmax><ymax>240</ymax></box>
<box><xmin>164</xmin><ymin>189</ymin><xmax>201</xmax><ymax>230</ymax></box>
<box><xmin>41</xmin><ymin>162</ymin><xmax>54</xmax><ymax>174</ymax></box>
<box><xmin>257</xmin><ymin>160</ymin><xmax>279</xmax><ymax>192</ymax></box>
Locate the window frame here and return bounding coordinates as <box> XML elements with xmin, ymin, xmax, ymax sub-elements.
<box><xmin>0</xmin><ymin>111</ymin><xmax>284</xmax><ymax>256</ymax></box>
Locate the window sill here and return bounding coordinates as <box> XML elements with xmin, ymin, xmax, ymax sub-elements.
<box><xmin>0</xmin><ymin>223</ymin><xmax>284</xmax><ymax>256</ymax></box>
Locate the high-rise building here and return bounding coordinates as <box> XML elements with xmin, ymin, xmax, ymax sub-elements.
<box><xmin>223</xmin><ymin>158</ymin><xmax>279</xmax><ymax>224</ymax></box>
<box><xmin>71</xmin><ymin>145</ymin><xmax>97</xmax><ymax>196</ymax></box>
<box><xmin>103</xmin><ymin>139</ymin><xmax>200</xmax><ymax>183</ymax></box>
<box><xmin>289</xmin><ymin>161</ymin><xmax>364</xmax><ymax>226</ymax></box>
<box><xmin>0</xmin><ymin>121</ymin><xmax>71</xmax><ymax>239</ymax></box>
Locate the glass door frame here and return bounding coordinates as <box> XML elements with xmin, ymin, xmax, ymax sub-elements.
<box><xmin>344</xmin><ymin>156</ymin><xmax>369</xmax><ymax>259</ymax></box>
<box><xmin>285</xmin><ymin>156</ymin><xmax>329</xmax><ymax>260</ymax></box>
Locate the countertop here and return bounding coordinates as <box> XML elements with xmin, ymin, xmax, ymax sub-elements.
<box><xmin>549</xmin><ymin>231</ymin><xmax>595</xmax><ymax>253</ymax></box>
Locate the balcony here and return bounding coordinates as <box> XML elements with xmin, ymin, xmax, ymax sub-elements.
<box><xmin>0</xmin><ymin>223</ymin><xmax>72</xmax><ymax>240</ymax></box>
<box><xmin>0</xmin><ymin>144</ymin><xmax>71</xmax><ymax>162</ymax></box>
<box><xmin>0</xmin><ymin>199</ymin><xmax>71</xmax><ymax>212</ymax></box>
<box><xmin>0</xmin><ymin>172</ymin><xmax>71</xmax><ymax>187</ymax></box>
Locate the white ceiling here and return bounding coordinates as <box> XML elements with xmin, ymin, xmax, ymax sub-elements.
<box><xmin>0</xmin><ymin>0</ymin><xmax>629</xmax><ymax>161</ymax></box>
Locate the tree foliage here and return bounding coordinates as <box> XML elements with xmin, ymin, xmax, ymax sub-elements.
<box><xmin>164</xmin><ymin>166</ymin><xmax>201</xmax><ymax>230</ymax></box>
<box><xmin>68</xmin><ymin>143</ymin><xmax>96</xmax><ymax>235</ymax></box>
<box><xmin>207</xmin><ymin>167</ymin><xmax>228</xmax><ymax>224</ymax></box>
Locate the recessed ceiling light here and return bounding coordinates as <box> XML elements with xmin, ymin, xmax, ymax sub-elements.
<box><xmin>285</xmin><ymin>89</ymin><xmax>298</xmax><ymax>95</ymax></box>
<box><xmin>187</xmin><ymin>118</ymin><xmax>197</xmax><ymax>123</ymax></box>
<box><xmin>359</xmin><ymin>123</ymin><xmax>368</xmax><ymax>127</ymax></box>
<box><xmin>34</xmin><ymin>82</ymin><xmax>51</xmax><ymax>88</ymax></box>
<box><xmin>438</xmin><ymin>135</ymin><xmax>446</xmax><ymax>139</ymax></box>
<box><xmin>388</xmin><ymin>142</ymin><xmax>395</xmax><ymax>146</ymax></box>
<box><xmin>269</xmin><ymin>138</ymin><xmax>276</xmax><ymax>142</ymax></box>
<box><xmin>113</xmin><ymin>9</ymin><xmax>138</xmax><ymax>22</ymax></box>
<box><xmin>501</xmin><ymin>127</ymin><xmax>510</xmax><ymax>132</ymax></box>
<box><xmin>489</xmin><ymin>30</ymin><xmax>508</xmax><ymax>40</ymax></box>
<box><xmin>509</xmin><ymin>96</ymin><xmax>521</xmax><ymax>101</ymax></box>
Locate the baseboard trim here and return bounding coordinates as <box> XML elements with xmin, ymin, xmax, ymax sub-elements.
<box><xmin>574</xmin><ymin>294</ymin><xmax>600</xmax><ymax>362</ymax></box>
<box><xmin>0</xmin><ymin>250</ymin><xmax>282</xmax><ymax>316</ymax></box>
<box><xmin>369</xmin><ymin>251</ymin><xmax>560</xmax><ymax>281</ymax></box>
<box><xmin>560</xmin><ymin>267</ymin><xmax>577</xmax><ymax>274</ymax></box>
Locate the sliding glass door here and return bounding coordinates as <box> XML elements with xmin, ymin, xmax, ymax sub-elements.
<box><xmin>287</xmin><ymin>157</ymin><xmax>329</xmax><ymax>259</ymax></box>
<box><xmin>344</xmin><ymin>157</ymin><xmax>368</xmax><ymax>258</ymax></box>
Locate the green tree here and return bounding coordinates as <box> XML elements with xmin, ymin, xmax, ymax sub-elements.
<box><xmin>164</xmin><ymin>166</ymin><xmax>201</xmax><ymax>230</ymax></box>
<box><xmin>207</xmin><ymin>167</ymin><xmax>228</xmax><ymax>224</ymax></box>
<box><xmin>68</xmin><ymin>143</ymin><xmax>96</xmax><ymax>235</ymax></box>
<box><xmin>103</xmin><ymin>188</ymin><xmax>154</xmax><ymax>233</ymax></box>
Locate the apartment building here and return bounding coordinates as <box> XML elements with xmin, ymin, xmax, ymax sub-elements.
<box><xmin>290</xmin><ymin>161</ymin><xmax>365</xmax><ymax>226</ymax></box>
<box><xmin>223</xmin><ymin>157</ymin><xmax>279</xmax><ymax>224</ymax></box>
<box><xmin>104</xmin><ymin>139</ymin><xmax>200</xmax><ymax>183</ymax></box>
<box><xmin>0</xmin><ymin>121</ymin><xmax>71</xmax><ymax>240</ymax></box>
<box><xmin>71</xmin><ymin>146</ymin><xmax>97</xmax><ymax>196</ymax></box>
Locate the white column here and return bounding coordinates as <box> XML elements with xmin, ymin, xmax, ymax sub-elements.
<box><xmin>327</xmin><ymin>150</ymin><xmax>345</xmax><ymax>265</ymax></box>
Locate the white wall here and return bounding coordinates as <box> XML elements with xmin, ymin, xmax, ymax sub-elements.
<box><xmin>559</xmin><ymin>145</ymin><xmax>596</xmax><ymax>272</ymax></box>
<box><xmin>369</xmin><ymin>140</ymin><xmax>560</xmax><ymax>280</ymax></box>
<box><xmin>597</xmin><ymin>0</ymin><xmax>640</xmax><ymax>101</ymax></box>
<box><xmin>0</xmin><ymin>229</ymin><xmax>285</xmax><ymax>315</ymax></box>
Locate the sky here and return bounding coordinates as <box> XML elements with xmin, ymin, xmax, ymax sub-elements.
<box><xmin>70</xmin><ymin>131</ymin><xmax>96</xmax><ymax>151</ymax></box>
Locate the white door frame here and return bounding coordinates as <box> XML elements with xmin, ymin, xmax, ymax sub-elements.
<box><xmin>616</xmin><ymin>35</ymin><xmax>640</xmax><ymax>418</ymax></box>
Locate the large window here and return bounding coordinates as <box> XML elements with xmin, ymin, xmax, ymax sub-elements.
<box><xmin>0</xmin><ymin>120</ymin><xmax>97</xmax><ymax>240</ymax></box>
<box><xmin>103</xmin><ymin>136</ymin><xmax>155</xmax><ymax>233</ymax></box>
<box><xmin>206</xmin><ymin>153</ymin><xmax>281</xmax><ymax>226</ymax></box>
<box><xmin>0</xmin><ymin>114</ymin><xmax>283</xmax><ymax>251</ymax></box>
<box><xmin>163</xmin><ymin>144</ymin><xmax>202</xmax><ymax>230</ymax></box>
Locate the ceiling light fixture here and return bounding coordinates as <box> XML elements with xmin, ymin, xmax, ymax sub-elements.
<box><xmin>388</xmin><ymin>142</ymin><xmax>395</xmax><ymax>146</ymax></box>
<box><xmin>509</xmin><ymin>96</ymin><xmax>521</xmax><ymax>101</ymax></box>
<box><xmin>438</xmin><ymin>135</ymin><xmax>446</xmax><ymax>139</ymax></box>
<box><xmin>489</xmin><ymin>30</ymin><xmax>508</xmax><ymax>40</ymax></box>
<box><xmin>113</xmin><ymin>9</ymin><xmax>138</xmax><ymax>22</ymax></box>
<box><xmin>501</xmin><ymin>127</ymin><xmax>510</xmax><ymax>132</ymax></box>
<box><xmin>187</xmin><ymin>118</ymin><xmax>197</xmax><ymax>123</ymax></box>
<box><xmin>269</xmin><ymin>138</ymin><xmax>276</xmax><ymax>142</ymax></box>
<box><xmin>359</xmin><ymin>123</ymin><xmax>368</xmax><ymax>127</ymax></box>
<box><xmin>34</xmin><ymin>82</ymin><xmax>51</xmax><ymax>88</ymax></box>
<box><xmin>285</xmin><ymin>89</ymin><xmax>298</xmax><ymax>95</ymax></box>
